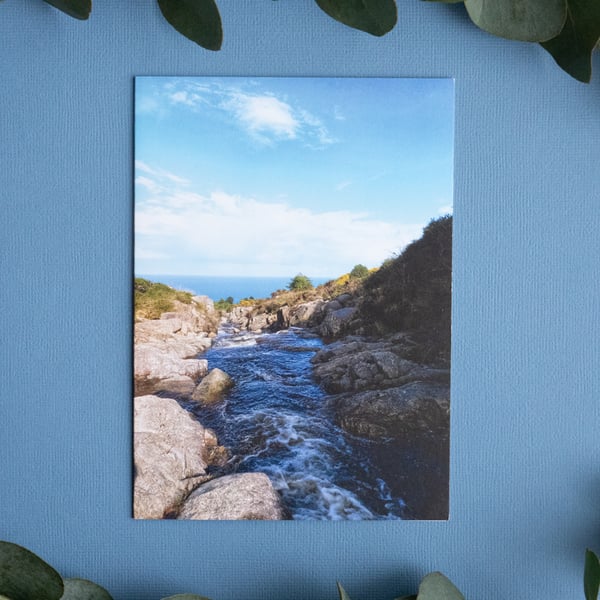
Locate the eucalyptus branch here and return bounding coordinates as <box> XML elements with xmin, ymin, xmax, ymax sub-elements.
<box><xmin>35</xmin><ymin>0</ymin><xmax>600</xmax><ymax>83</ymax></box>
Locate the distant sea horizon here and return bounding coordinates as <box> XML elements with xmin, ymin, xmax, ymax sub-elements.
<box><xmin>136</xmin><ymin>274</ymin><xmax>334</xmax><ymax>304</ymax></box>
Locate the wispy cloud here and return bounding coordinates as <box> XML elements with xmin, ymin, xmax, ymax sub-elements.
<box><xmin>135</xmin><ymin>161</ymin><xmax>190</xmax><ymax>186</ymax></box>
<box><xmin>223</xmin><ymin>92</ymin><xmax>299</xmax><ymax>143</ymax></box>
<box><xmin>335</xmin><ymin>180</ymin><xmax>353</xmax><ymax>192</ymax></box>
<box><xmin>141</xmin><ymin>80</ymin><xmax>336</xmax><ymax>148</ymax></box>
<box><xmin>135</xmin><ymin>164</ymin><xmax>422</xmax><ymax>277</ymax></box>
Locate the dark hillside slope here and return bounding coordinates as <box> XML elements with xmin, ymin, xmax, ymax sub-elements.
<box><xmin>354</xmin><ymin>215</ymin><xmax>452</xmax><ymax>366</ymax></box>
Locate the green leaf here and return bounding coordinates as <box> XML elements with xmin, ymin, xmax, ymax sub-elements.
<box><xmin>62</xmin><ymin>578</ymin><xmax>113</xmax><ymax>600</ymax></box>
<box><xmin>337</xmin><ymin>582</ymin><xmax>352</xmax><ymax>600</ymax></box>
<box><xmin>0</xmin><ymin>541</ymin><xmax>64</xmax><ymax>600</ymax></box>
<box><xmin>463</xmin><ymin>0</ymin><xmax>567</xmax><ymax>41</ymax></box>
<box><xmin>157</xmin><ymin>0</ymin><xmax>222</xmax><ymax>51</ymax></box>
<box><xmin>584</xmin><ymin>549</ymin><xmax>600</xmax><ymax>600</ymax></box>
<box><xmin>315</xmin><ymin>0</ymin><xmax>397</xmax><ymax>37</ymax></box>
<box><xmin>43</xmin><ymin>0</ymin><xmax>91</xmax><ymax>20</ymax></box>
<box><xmin>417</xmin><ymin>572</ymin><xmax>464</xmax><ymax>600</ymax></box>
<box><xmin>160</xmin><ymin>595</ymin><xmax>214</xmax><ymax>600</ymax></box>
<box><xmin>540</xmin><ymin>0</ymin><xmax>600</xmax><ymax>83</ymax></box>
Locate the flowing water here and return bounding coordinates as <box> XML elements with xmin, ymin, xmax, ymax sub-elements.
<box><xmin>187</xmin><ymin>326</ymin><xmax>407</xmax><ymax>520</ymax></box>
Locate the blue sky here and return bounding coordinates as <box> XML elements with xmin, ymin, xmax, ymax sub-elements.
<box><xmin>135</xmin><ymin>77</ymin><xmax>454</xmax><ymax>278</ymax></box>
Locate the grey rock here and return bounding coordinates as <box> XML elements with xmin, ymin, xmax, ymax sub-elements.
<box><xmin>191</xmin><ymin>368</ymin><xmax>234</xmax><ymax>404</ymax></box>
<box><xmin>134</xmin><ymin>343</ymin><xmax>208</xmax><ymax>387</ymax></box>
<box><xmin>288</xmin><ymin>300</ymin><xmax>326</xmax><ymax>327</ymax></box>
<box><xmin>133</xmin><ymin>395</ymin><xmax>210</xmax><ymax>519</ymax></box>
<box><xmin>334</xmin><ymin>293</ymin><xmax>353</xmax><ymax>306</ymax></box>
<box><xmin>134</xmin><ymin>305</ymin><xmax>213</xmax><ymax>394</ymax></box>
<box><xmin>154</xmin><ymin>375</ymin><xmax>196</xmax><ymax>398</ymax></box>
<box><xmin>330</xmin><ymin>381</ymin><xmax>450</xmax><ymax>440</ymax></box>
<box><xmin>178</xmin><ymin>473</ymin><xmax>286</xmax><ymax>520</ymax></box>
<box><xmin>135</xmin><ymin>318</ymin><xmax>183</xmax><ymax>341</ymax></box>
<box><xmin>248</xmin><ymin>311</ymin><xmax>277</xmax><ymax>332</ymax></box>
<box><xmin>318</xmin><ymin>307</ymin><xmax>357</xmax><ymax>338</ymax></box>
<box><xmin>312</xmin><ymin>335</ymin><xmax>449</xmax><ymax>394</ymax></box>
<box><xmin>323</xmin><ymin>300</ymin><xmax>343</xmax><ymax>313</ymax></box>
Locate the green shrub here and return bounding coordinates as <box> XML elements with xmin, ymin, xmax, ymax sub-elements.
<box><xmin>288</xmin><ymin>273</ymin><xmax>313</xmax><ymax>291</ymax></box>
<box><xmin>349</xmin><ymin>264</ymin><xmax>369</xmax><ymax>279</ymax></box>
<box><xmin>215</xmin><ymin>297</ymin><xmax>235</xmax><ymax>311</ymax></box>
<box><xmin>134</xmin><ymin>278</ymin><xmax>192</xmax><ymax>320</ymax></box>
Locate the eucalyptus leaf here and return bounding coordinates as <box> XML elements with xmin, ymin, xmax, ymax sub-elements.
<box><xmin>0</xmin><ymin>541</ymin><xmax>64</xmax><ymax>600</ymax></box>
<box><xmin>464</xmin><ymin>0</ymin><xmax>566</xmax><ymax>41</ymax></box>
<box><xmin>62</xmin><ymin>578</ymin><xmax>113</xmax><ymax>600</ymax></box>
<box><xmin>337</xmin><ymin>582</ymin><xmax>353</xmax><ymax>600</ymax></box>
<box><xmin>584</xmin><ymin>549</ymin><xmax>600</xmax><ymax>600</ymax></box>
<box><xmin>540</xmin><ymin>0</ymin><xmax>600</xmax><ymax>83</ymax></box>
<box><xmin>314</xmin><ymin>0</ymin><xmax>397</xmax><ymax>37</ymax></box>
<box><xmin>157</xmin><ymin>0</ymin><xmax>222</xmax><ymax>51</ymax></box>
<box><xmin>43</xmin><ymin>0</ymin><xmax>91</xmax><ymax>20</ymax></box>
<box><xmin>417</xmin><ymin>572</ymin><xmax>464</xmax><ymax>600</ymax></box>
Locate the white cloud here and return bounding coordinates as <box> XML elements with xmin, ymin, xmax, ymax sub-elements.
<box><xmin>135</xmin><ymin>181</ymin><xmax>423</xmax><ymax>277</ymax></box>
<box><xmin>135</xmin><ymin>160</ymin><xmax>190</xmax><ymax>184</ymax></box>
<box><xmin>223</xmin><ymin>93</ymin><xmax>299</xmax><ymax>143</ymax></box>
<box><xmin>143</xmin><ymin>80</ymin><xmax>336</xmax><ymax>148</ymax></box>
<box><xmin>438</xmin><ymin>203</ymin><xmax>453</xmax><ymax>215</ymax></box>
<box><xmin>169</xmin><ymin>90</ymin><xmax>199</xmax><ymax>107</ymax></box>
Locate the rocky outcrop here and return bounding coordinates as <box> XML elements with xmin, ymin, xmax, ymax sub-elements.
<box><xmin>191</xmin><ymin>367</ymin><xmax>234</xmax><ymax>404</ymax></box>
<box><xmin>312</xmin><ymin>334</ymin><xmax>450</xmax><ymax>443</ymax></box>
<box><xmin>317</xmin><ymin>306</ymin><xmax>357</xmax><ymax>338</ymax></box>
<box><xmin>311</xmin><ymin>334</ymin><xmax>449</xmax><ymax>394</ymax></box>
<box><xmin>329</xmin><ymin>382</ymin><xmax>449</xmax><ymax>440</ymax></box>
<box><xmin>134</xmin><ymin>297</ymin><xmax>218</xmax><ymax>396</ymax></box>
<box><xmin>224</xmin><ymin>293</ymin><xmax>356</xmax><ymax>336</ymax></box>
<box><xmin>133</xmin><ymin>394</ymin><xmax>221</xmax><ymax>519</ymax></box>
<box><xmin>133</xmin><ymin>291</ymin><xmax>285</xmax><ymax>520</ymax></box>
<box><xmin>177</xmin><ymin>473</ymin><xmax>288</xmax><ymax>520</ymax></box>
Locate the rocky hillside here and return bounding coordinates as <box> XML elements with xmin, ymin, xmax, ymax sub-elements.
<box><xmin>350</xmin><ymin>214</ymin><xmax>452</xmax><ymax>367</ymax></box>
<box><xmin>133</xmin><ymin>289</ymin><xmax>287</xmax><ymax>520</ymax></box>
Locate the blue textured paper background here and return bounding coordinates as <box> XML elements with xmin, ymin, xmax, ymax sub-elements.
<box><xmin>1</xmin><ymin>2</ymin><xmax>599</xmax><ymax>598</ymax></box>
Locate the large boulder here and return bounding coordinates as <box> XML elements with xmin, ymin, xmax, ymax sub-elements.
<box><xmin>134</xmin><ymin>295</ymin><xmax>218</xmax><ymax>394</ymax></box>
<box><xmin>288</xmin><ymin>300</ymin><xmax>326</xmax><ymax>327</ymax></box>
<box><xmin>227</xmin><ymin>306</ymin><xmax>252</xmax><ymax>330</ymax></box>
<box><xmin>177</xmin><ymin>473</ymin><xmax>287</xmax><ymax>520</ymax></box>
<box><xmin>133</xmin><ymin>395</ymin><xmax>211</xmax><ymax>519</ymax></box>
<box><xmin>191</xmin><ymin>368</ymin><xmax>234</xmax><ymax>404</ymax></box>
<box><xmin>330</xmin><ymin>381</ymin><xmax>450</xmax><ymax>440</ymax></box>
<box><xmin>247</xmin><ymin>311</ymin><xmax>278</xmax><ymax>332</ymax></box>
<box><xmin>318</xmin><ymin>307</ymin><xmax>357</xmax><ymax>338</ymax></box>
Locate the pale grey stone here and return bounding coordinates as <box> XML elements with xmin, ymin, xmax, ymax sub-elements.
<box><xmin>133</xmin><ymin>395</ymin><xmax>209</xmax><ymax>519</ymax></box>
<box><xmin>178</xmin><ymin>473</ymin><xmax>286</xmax><ymax>520</ymax></box>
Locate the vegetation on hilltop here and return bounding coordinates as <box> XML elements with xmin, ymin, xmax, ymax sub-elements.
<box><xmin>288</xmin><ymin>273</ymin><xmax>314</xmax><ymax>291</ymax></box>
<box><xmin>349</xmin><ymin>264</ymin><xmax>369</xmax><ymax>279</ymax></box>
<box><xmin>134</xmin><ymin>277</ymin><xmax>193</xmax><ymax>320</ymax></box>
